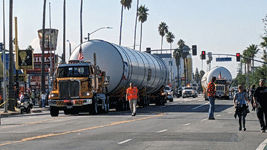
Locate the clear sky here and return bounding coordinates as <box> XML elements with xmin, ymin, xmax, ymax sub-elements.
<box><xmin>0</xmin><ymin>0</ymin><xmax>266</xmax><ymax>78</ymax></box>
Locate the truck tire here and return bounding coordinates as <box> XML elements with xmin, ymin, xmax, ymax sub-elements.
<box><xmin>64</xmin><ymin>109</ymin><xmax>71</xmax><ymax>115</ymax></box>
<box><xmin>50</xmin><ymin>106</ymin><xmax>59</xmax><ymax>117</ymax></box>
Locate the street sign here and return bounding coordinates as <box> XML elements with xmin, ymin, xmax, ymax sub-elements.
<box><xmin>216</xmin><ymin>57</ymin><xmax>232</xmax><ymax>62</ymax></box>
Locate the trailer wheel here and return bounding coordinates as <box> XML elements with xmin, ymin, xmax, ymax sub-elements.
<box><xmin>50</xmin><ymin>107</ymin><xmax>59</xmax><ymax>117</ymax></box>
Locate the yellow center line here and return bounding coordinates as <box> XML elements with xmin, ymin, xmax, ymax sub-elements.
<box><xmin>0</xmin><ymin>113</ymin><xmax>165</xmax><ymax>147</ymax></box>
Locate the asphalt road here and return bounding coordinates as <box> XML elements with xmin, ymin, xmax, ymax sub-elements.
<box><xmin>0</xmin><ymin>96</ymin><xmax>266</xmax><ymax>150</ymax></box>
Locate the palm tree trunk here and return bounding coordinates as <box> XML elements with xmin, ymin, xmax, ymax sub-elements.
<box><xmin>119</xmin><ymin>5</ymin><xmax>123</xmax><ymax>45</ymax></box>
<box><xmin>139</xmin><ymin>23</ymin><xmax>142</xmax><ymax>51</ymax></box>
<box><xmin>8</xmin><ymin>0</ymin><xmax>15</xmax><ymax>111</ymax></box>
<box><xmin>133</xmin><ymin>0</ymin><xmax>139</xmax><ymax>50</ymax></box>
<box><xmin>161</xmin><ymin>36</ymin><xmax>163</xmax><ymax>56</ymax></box>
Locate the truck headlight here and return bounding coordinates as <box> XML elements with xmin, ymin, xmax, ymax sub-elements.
<box><xmin>82</xmin><ymin>92</ymin><xmax>90</xmax><ymax>96</ymax></box>
<box><xmin>49</xmin><ymin>93</ymin><xmax>58</xmax><ymax>99</ymax></box>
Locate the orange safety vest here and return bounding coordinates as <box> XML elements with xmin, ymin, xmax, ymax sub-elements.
<box><xmin>126</xmin><ymin>87</ymin><xmax>138</xmax><ymax>100</ymax></box>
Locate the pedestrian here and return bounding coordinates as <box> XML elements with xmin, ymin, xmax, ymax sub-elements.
<box><xmin>41</xmin><ymin>92</ymin><xmax>46</xmax><ymax>108</ymax></box>
<box><xmin>233</xmin><ymin>85</ymin><xmax>249</xmax><ymax>131</ymax></box>
<box><xmin>253</xmin><ymin>79</ymin><xmax>267</xmax><ymax>133</ymax></box>
<box><xmin>126</xmin><ymin>83</ymin><xmax>139</xmax><ymax>116</ymax></box>
<box><xmin>207</xmin><ymin>77</ymin><xmax>216</xmax><ymax>120</ymax></box>
<box><xmin>31</xmin><ymin>90</ymin><xmax>36</xmax><ymax>105</ymax></box>
<box><xmin>250</xmin><ymin>85</ymin><xmax>256</xmax><ymax>111</ymax></box>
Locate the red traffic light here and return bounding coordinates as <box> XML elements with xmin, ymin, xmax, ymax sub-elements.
<box><xmin>201</xmin><ymin>51</ymin><xmax>206</xmax><ymax>59</ymax></box>
<box><xmin>236</xmin><ymin>53</ymin><xmax>240</xmax><ymax>61</ymax></box>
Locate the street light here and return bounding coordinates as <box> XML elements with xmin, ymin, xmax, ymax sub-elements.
<box><xmin>67</xmin><ymin>40</ymin><xmax>71</xmax><ymax>59</ymax></box>
<box><xmin>84</xmin><ymin>27</ymin><xmax>112</xmax><ymax>41</ymax></box>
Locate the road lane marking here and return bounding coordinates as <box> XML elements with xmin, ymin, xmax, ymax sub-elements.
<box><xmin>201</xmin><ymin>118</ymin><xmax>208</xmax><ymax>122</ymax></box>
<box><xmin>118</xmin><ymin>139</ymin><xmax>132</xmax><ymax>144</ymax></box>
<box><xmin>183</xmin><ymin>123</ymin><xmax>191</xmax><ymax>126</ymax></box>
<box><xmin>216</xmin><ymin>115</ymin><xmax>221</xmax><ymax>117</ymax></box>
<box><xmin>256</xmin><ymin>138</ymin><xmax>267</xmax><ymax>150</ymax></box>
<box><xmin>0</xmin><ymin>113</ymin><xmax>165</xmax><ymax>147</ymax></box>
<box><xmin>228</xmin><ymin>112</ymin><xmax>232</xmax><ymax>114</ymax></box>
<box><xmin>191</xmin><ymin>102</ymin><xmax>209</xmax><ymax>110</ymax></box>
<box><xmin>157</xmin><ymin>129</ymin><xmax>168</xmax><ymax>133</ymax></box>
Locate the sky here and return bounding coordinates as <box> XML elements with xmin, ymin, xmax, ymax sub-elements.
<box><xmin>0</xmin><ymin>0</ymin><xmax>267</xmax><ymax>78</ymax></box>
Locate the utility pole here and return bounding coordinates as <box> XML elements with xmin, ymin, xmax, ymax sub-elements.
<box><xmin>41</xmin><ymin>0</ymin><xmax>46</xmax><ymax>95</ymax></box>
<box><xmin>3</xmin><ymin>0</ymin><xmax>7</xmax><ymax>113</ymax></box>
<box><xmin>62</xmin><ymin>0</ymin><xmax>66</xmax><ymax>63</ymax></box>
<box><xmin>8</xmin><ymin>0</ymin><xmax>15</xmax><ymax>111</ymax></box>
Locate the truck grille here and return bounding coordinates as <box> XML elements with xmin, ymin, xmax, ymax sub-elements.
<box><xmin>59</xmin><ymin>81</ymin><xmax>80</xmax><ymax>99</ymax></box>
<box><xmin>216</xmin><ymin>86</ymin><xmax>224</xmax><ymax>91</ymax></box>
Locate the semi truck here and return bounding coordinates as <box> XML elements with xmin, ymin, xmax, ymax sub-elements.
<box><xmin>201</xmin><ymin>66</ymin><xmax>232</xmax><ymax>100</ymax></box>
<box><xmin>48</xmin><ymin>40</ymin><xmax>169</xmax><ymax>116</ymax></box>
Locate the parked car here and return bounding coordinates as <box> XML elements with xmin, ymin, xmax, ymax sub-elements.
<box><xmin>164</xmin><ymin>86</ymin><xmax>173</xmax><ymax>102</ymax></box>
<box><xmin>182</xmin><ymin>87</ymin><xmax>198</xmax><ymax>98</ymax></box>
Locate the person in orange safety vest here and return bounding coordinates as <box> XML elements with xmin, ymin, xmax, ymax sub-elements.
<box><xmin>126</xmin><ymin>83</ymin><xmax>139</xmax><ymax>116</ymax></box>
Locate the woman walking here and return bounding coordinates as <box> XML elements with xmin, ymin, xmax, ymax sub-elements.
<box><xmin>233</xmin><ymin>85</ymin><xmax>249</xmax><ymax>131</ymax></box>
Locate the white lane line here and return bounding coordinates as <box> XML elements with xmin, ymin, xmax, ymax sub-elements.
<box><xmin>201</xmin><ymin>118</ymin><xmax>208</xmax><ymax>122</ymax></box>
<box><xmin>256</xmin><ymin>138</ymin><xmax>267</xmax><ymax>150</ymax></box>
<box><xmin>157</xmin><ymin>129</ymin><xmax>168</xmax><ymax>133</ymax></box>
<box><xmin>184</xmin><ymin>123</ymin><xmax>191</xmax><ymax>126</ymax></box>
<box><xmin>216</xmin><ymin>115</ymin><xmax>221</xmax><ymax>117</ymax></box>
<box><xmin>118</xmin><ymin>139</ymin><xmax>132</xmax><ymax>145</ymax></box>
<box><xmin>228</xmin><ymin>112</ymin><xmax>232</xmax><ymax>114</ymax></box>
<box><xmin>192</xmin><ymin>102</ymin><xmax>209</xmax><ymax>110</ymax></box>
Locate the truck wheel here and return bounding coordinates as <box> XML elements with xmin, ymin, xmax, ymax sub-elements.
<box><xmin>64</xmin><ymin>109</ymin><xmax>71</xmax><ymax>115</ymax></box>
<box><xmin>50</xmin><ymin>107</ymin><xmax>59</xmax><ymax>117</ymax></box>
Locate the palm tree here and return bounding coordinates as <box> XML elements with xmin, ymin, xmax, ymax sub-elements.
<box><xmin>133</xmin><ymin>0</ymin><xmax>139</xmax><ymax>50</ymax></box>
<box><xmin>173</xmin><ymin>48</ymin><xmax>182</xmax><ymax>87</ymax></box>
<box><xmin>158</xmin><ymin>22</ymin><xmax>168</xmax><ymax>54</ymax></box>
<box><xmin>166</xmin><ymin>32</ymin><xmax>175</xmax><ymax>84</ymax></box>
<box><xmin>137</xmin><ymin>5</ymin><xmax>149</xmax><ymax>51</ymax></box>
<box><xmin>119</xmin><ymin>0</ymin><xmax>132</xmax><ymax>45</ymax></box>
<box><xmin>177</xmin><ymin>39</ymin><xmax>185</xmax><ymax>49</ymax></box>
<box><xmin>166</xmin><ymin>32</ymin><xmax>175</xmax><ymax>50</ymax></box>
<box><xmin>246</xmin><ymin>44</ymin><xmax>259</xmax><ymax>72</ymax></box>
<box><xmin>260</xmin><ymin>36</ymin><xmax>267</xmax><ymax>63</ymax></box>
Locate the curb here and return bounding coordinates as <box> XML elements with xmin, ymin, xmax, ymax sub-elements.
<box><xmin>0</xmin><ymin>111</ymin><xmax>20</xmax><ymax>117</ymax></box>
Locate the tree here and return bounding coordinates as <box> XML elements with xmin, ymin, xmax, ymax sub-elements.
<box><xmin>137</xmin><ymin>5</ymin><xmax>149</xmax><ymax>51</ymax></box>
<box><xmin>26</xmin><ymin>45</ymin><xmax>34</xmax><ymax>51</ymax></box>
<box><xmin>260</xmin><ymin>36</ymin><xmax>267</xmax><ymax>63</ymax></box>
<box><xmin>166</xmin><ymin>32</ymin><xmax>175</xmax><ymax>50</ymax></box>
<box><xmin>177</xmin><ymin>39</ymin><xmax>186</xmax><ymax>49</ymax></box>
<box><xmin>173</xmin><ymin>48</ymin><xmax>182</xmax><ymax>87</ymax></box>
<box><xmin>158</xmin><ymin>22</ymin><xmax>168</xmax><ymax>54</ymax></box>
<box><xmin>246</xmin><ymin>44</ymin><xmax>259</xmax><ymax>72</ymax></box>
<box><xmin>119</xmin><ymin>0</ymin><xmax>132</xmax><ymax>45</ymax></box>
<box><xmin>133</xmin><ymin>0</ymin><xmax>139</xmax><ymax>50</ymax></box>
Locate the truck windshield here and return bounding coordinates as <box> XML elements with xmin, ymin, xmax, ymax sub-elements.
<box><xmin>57</xmin><ymin>66</ymin><xmax>90</xmax><ymax>77</ymax></box>
<box><xmin>215</xmin><ymin>80</ymin><xmax>226</xmax><ymax>84</ymax></box>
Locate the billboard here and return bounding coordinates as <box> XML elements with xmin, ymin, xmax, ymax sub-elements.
<box><xmin>38</xmin><ymin>29</ymin><xmax>59</xmax><ymax>51</ymax></box>
<box><xmin>17</xmin><ymin>50</ymin><xmax>34</xmax><ymax>70</ymax></box>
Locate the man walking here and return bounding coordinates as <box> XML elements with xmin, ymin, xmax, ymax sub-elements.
<box><xmin>126</xmin><ymin>83</ymin><xmax>139</xmax><ymax>116</ymax></box>
<box><xmin>253</xmin><ymin>79</ymin><xmax>267</xmax><ymax>133</ymax></box>
<box><xmin>207</xmin><ymin>77</ymin><xmax>216</xmax><ymax>120</ymax></box>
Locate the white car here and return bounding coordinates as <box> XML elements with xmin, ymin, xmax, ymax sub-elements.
<box><xmin>164</xmin><ymin>86</ymin><xmax>173</xmax><ymax>102</ymax></box>
<box><xmin>182</xmin><ymin>87</ymin><xmax>198</xmax><ymax>98</ymax></box>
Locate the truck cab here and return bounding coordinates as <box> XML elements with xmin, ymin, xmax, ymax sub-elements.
<box><xmin>48</xmin><ymin>61</ymin><xmax>109</xmax><ymax>116</ymax></box>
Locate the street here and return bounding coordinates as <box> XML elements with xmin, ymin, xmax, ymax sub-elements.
<box><xmin>0</xmin><ymin>96</ymin><xmax>266</xmax><ymax>150</ymax></box>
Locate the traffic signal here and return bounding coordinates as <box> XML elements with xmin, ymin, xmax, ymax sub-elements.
<box><xmin>236</xmin><ymin>53</ymin><xmax>240</xmax><ymax>61</ymax></box>
<box><xmin>192</xmin><ymin>45</ymin><xmax>197</xmax><ymax>56</ymax></box>
<box><xmin>201</xmin><ymin>51</ymin><xmax>206</xmax><ymax>60</ymax></box>
<box><xmin>146</xmin><ymin>47</ymin><xmax>151</xmax><ymax>54</ymax></box>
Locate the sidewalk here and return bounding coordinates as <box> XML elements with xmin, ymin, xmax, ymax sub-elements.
<box><xmin>0</xmin><ymin>105</ymin><xmax>50</xmax><ymax>117</ymax></box>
